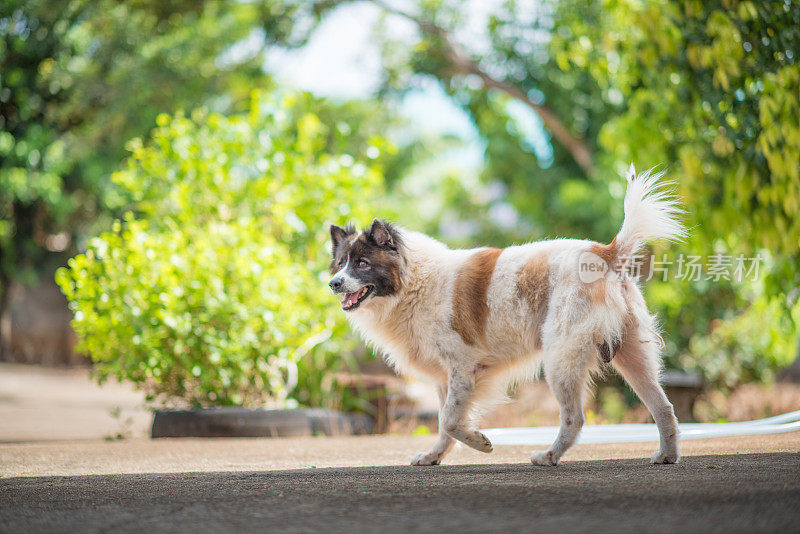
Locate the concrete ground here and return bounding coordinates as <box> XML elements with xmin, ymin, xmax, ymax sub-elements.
<box><xmin>0</xmin><ymin>363</ymin><xmax>151</xmax><ymax>442</ymax></box>
<box><xmin>1</xmin><ymin>431</ymin><xmax>799</xmax><ymax>477</ymax></box>
<box><xmin>2</xmin><ymin>363</ymin><xmax>799</xmax><ymax>532</ymax></box>
<box><xmin>2</xmin><ymin>433</ymin><xmax>799</xmax><ymax>533</ymax></box>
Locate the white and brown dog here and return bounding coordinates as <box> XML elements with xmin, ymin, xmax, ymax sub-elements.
<box><xmin>328</xmin><ymin>165</ymin><xmax>684</xmax><ymax>466</ymax></box>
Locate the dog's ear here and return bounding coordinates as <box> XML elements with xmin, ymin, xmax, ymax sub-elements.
<box><xmin>368</xmin><ymin>218</ymin><xmax>393</xmax><ymax>248</ymax></box>
<box><xmin>330</xmin><ymin>224</ymin><xmax>349</xmax><ymax>252</ymax></box>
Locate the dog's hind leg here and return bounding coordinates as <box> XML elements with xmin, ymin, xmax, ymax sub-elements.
<box><xmin>530</xmin><ymin>346</ymin><xmax>592</xmax><ymax>466</ymax></box>
<box><xmin>411</xmin><ymin>384</ymin><xmax>456</xmax><ymax>465</ymax></box>
<box><xmin>612</xmin><ymin>330</ymin><xmax>680</xmax><ymax>464</ymax></box>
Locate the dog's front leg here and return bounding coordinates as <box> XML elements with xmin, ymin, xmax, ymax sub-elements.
<box><xmin>411</xmin><ymin>384</ymin><xmax>455</xmax><ymax>466</ymax></box>
<box><xmin>410</xmin><ymin>370</ymin><xmax>492</xmax><ymax>465</ymax></box>
<box><xmin>441</xmin><ymin>369</ymin><xmax>493</xmax><ymax>453</ymax></box>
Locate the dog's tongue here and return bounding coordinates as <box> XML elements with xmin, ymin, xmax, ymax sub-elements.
<box><xmin>342</xmin><ymin>291</ymin><xmax>360</xmax><ymax>308</ymax></box>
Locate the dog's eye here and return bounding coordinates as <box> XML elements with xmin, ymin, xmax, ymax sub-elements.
<box><xmin>357</xmin><ymin>259</ymin><xmax>369</xmax><ymax>268</ymax></box>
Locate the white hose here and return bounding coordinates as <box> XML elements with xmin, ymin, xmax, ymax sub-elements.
<box><xmin>481</xmin><ymin>410</ymin><xmax>800</xmax><ymax>445</ymax></box>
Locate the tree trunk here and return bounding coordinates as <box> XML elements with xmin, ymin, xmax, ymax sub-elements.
<box><xmin>0</xmin><ymin>275</ymin><xmax>10</xmax><ymax>362</ymax></box>
<box><xmin>778</xmin><ymin>339</ymin><xmax>800</xmax><ymax>382</ymax></box>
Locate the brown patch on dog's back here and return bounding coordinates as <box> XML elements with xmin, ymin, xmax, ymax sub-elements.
<box><xmin>516</xmin><ymin>253</ymin><xmax>551</xmax><ymax>348</ymax></box>
<box><xmin>591</xmin><ymin>236</ymin><xmax>618</xmax><ymax>264</ymax></box>
<box><xmin>452</xmin><ymin>248</ymin><xmax>503</xmax><ymax>346</ymax></box>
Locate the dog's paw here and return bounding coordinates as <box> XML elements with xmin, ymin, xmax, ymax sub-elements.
<box><xmin>467</xmin><ymin>431</ymin><xmax>493</xmax><ymax>453</ymax></box>
<box><xmin>650</xmin><ymin>450</ymin><xmax>680</xmax><ymax>464</ymax></box>
<box><xmin>530</xmin><ymin>450</ymin><xmax>559</xmax><ymax>466</ymax></box>
<box><xmin>411</xmin><ymin>451</ymin><xmax>442</xmax><ymax>466</ymax></box>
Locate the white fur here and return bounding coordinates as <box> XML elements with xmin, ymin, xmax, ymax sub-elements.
<box><xmin>343</xmin><ymin>166</ymin><xmax>683</xmax><ymax>466</ymax></box>
<box><xmin>617</xmin><ymin>164</ymin><xmax>686</xmax><ymax>257</ymax></box>
<box><xmin>331</xmin><ymin>259</ymin><xmax>362</xmax><ymax>294</ymax></box>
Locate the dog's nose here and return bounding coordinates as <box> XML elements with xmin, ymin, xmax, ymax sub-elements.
<box><xmin>329</xmin><ymin>278</ymin><xmax>343</xmax><ymax>292</ymax></box>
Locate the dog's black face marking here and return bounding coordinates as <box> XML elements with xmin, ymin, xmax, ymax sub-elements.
<box><xmin>330</xmin><ymin>223</ymin><xmax>357</xmax><ymax>255</ymax></box>
<box><xmin>328</xmin><ymin>219</ymin><xmax>404</xmax><ymax>311</ymax></box>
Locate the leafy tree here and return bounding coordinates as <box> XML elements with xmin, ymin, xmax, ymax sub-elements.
<box><xmin>367</xmin><ymin>0</ymin><xmax>799</xmax><ymax>386</ymax></box>
<box><xmin>548</xmin><ymin>0</ymin><xmax>800</xmax><ymax>385</ymax></box>
<box><xmin>0</xmin><ymin>0</ymin><xmax>326</xmax><ymax>356</ymax></box>
<box><xmin>57</xmin><ymin>91</ymin><xmax>387</xmax><ymax>408</ymax></box>
<box><xmin>373</xmin><ymin>0</ymin><xmax>621</xmax><ymax>246</ymax></box>
<box><xmin>552</xmin><ymin>0</ymin><xmax>800</xmax><ymax>257</ymax></box>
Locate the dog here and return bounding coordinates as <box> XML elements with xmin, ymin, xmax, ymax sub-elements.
<box><xmin>328</xmin><ymin>165</ymin><xmax>684</xmax><ymax>466</ymax></box>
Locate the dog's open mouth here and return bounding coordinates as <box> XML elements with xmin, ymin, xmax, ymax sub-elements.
<box><xmin>341</xmin><ymin>286</ymin><xmax>373</xmax><ymax>311</ymax></box>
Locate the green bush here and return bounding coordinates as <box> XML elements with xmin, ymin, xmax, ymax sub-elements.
<box><xmin>56</xmin><ymin>91</ymin><xmax>385</xmax><ymax>408</ymax></box>
<box><xmin>682</xmin><ymin>290</ymin><xmax>800</xmax><ymax>390</ymax></box>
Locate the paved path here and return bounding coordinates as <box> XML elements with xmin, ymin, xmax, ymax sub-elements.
<box><xmin>2</xmin><ymin>431</ymin><xmax>799</xmax><ymax>476</ymax></box>
<box><xmin>0</xmin><ymin>363</ymin><xmax>150</xmax><ymax>442</ymax></box>
<box><xmin>2</xmin><ymin>433</ymin><xmax>799</xmax><ymax>533</ymax></box>
<box><xmin>2</xmin><ymin>363</ymin><xmax>799</xmax><ymax>532</ymax></box>
<box><xmin>2</xmin><ymin>452</ymin><xmax>798</xmax><ymax>533</ymax></box>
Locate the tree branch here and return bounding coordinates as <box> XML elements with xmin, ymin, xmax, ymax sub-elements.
<box><xmin>371</xmin><ymin>0</ymin><xmax>595</xmax><ymax>176</ymax></box>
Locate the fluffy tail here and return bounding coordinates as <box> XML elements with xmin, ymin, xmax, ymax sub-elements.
<box><xmin>612</xmin><ymin>164</ymin><xmax>686</xmax><ymax>258</ymax></box>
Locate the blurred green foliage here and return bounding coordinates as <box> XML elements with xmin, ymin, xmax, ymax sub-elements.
<box><xmin>0</xmin><ymin>0</ymin><xmax>322</xmax><ymax>337</ymax></box>
<box><xmin>686</xmin><ymin>287</ymin><xmax>800</xmax><ymax>388</ymax></box>
<box><xmin>547</xmin><ymin>0</ymin><xmax>800</xmax><ymax>386</ymax></box>
<box><xmin>56</xmin><ymin>92</ymin><xmax>386</xmax><ymax>408</ymax></box>
<box><xmin>572</xmin><ymin>0</ymin><xmax>800</xmax><ymax>255</ymax></box>
<box><xmin>8</xmin><ymin>0</ymin><xmax>800</xmax><ymax>408</ymax></box>
<box><xmin>376</xmin><ymin>0</ymin><xmax>621</xmax><ymax>246</ymax></box>
<box><xmin>376</xmin><ymin>0</ymin><xmax>800</xmax><ymax>389</ymax></box>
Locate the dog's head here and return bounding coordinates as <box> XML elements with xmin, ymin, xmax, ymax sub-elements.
<box><xmin>328</xmin><ymin>218</ymin><xmax>404</xmax><ymax>311</ymax></box>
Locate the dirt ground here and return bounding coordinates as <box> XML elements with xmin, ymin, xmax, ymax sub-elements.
<box><xmin>0</xmin><ymin>363</ymin><xmax>150</xmax><ymax>442</ymax></box>
<box><xmin>4</xmin><ymin>362</ymin><xmax>800</xmax><ymax>443</ymax></box>
<box><xmin>0</xmin><ymin>430</ymin><xmax>798</xmax><ymax>477</ymax></box>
